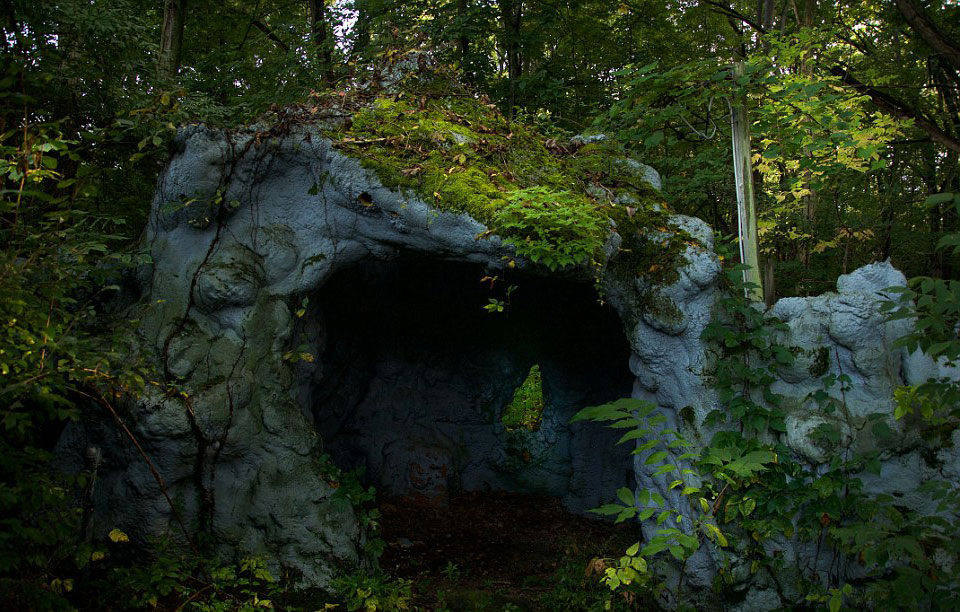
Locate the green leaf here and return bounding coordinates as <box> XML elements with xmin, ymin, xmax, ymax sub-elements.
<box><xmin>924</xmin><ymin>193</ymin><xmax>955</xmax><ymax>207</ymax></box>
<box><xmin>635</xmin><ymin>439</ymin><xmax>660</xmax><ymax>452</ymax></box>
<box><xmin>591</xmin><ymin>504</ymin><xmax>625</xmax><ymax>516</ymax></box>
<box><xmin>640</xmin><ymin>540</ymin><xmax>669</xmax><ymax>557</ymax></box>
<box><xmin>617</xmin><ymin>429</ymin><xmax>647</xmax><ymax>444</ymax></box>
<box><xmin>829</xmin><ymin>593</ymin><xmax>842</xmax><ymax>612</ymax></box>
<box><xmin>645</xmin><ymin>451</ymin><xmax>668</xmax><ymax>465</ymax></box>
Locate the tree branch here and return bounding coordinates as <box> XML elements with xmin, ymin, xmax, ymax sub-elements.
<box><xmin>704</xmin><ymin>0</ymin><xmax>767</xmax><ymax>33</ymax></box>
<box><xmin>251</xmin><ymin>20</ymin><xmax>289</xmax><ymax>52</ymax></box>
<box><xmin>830</xmin><ymin>66</ymin><xmax>960</xmax><ymax>154</ymax></box>
<box><xmin>894</xmin><ymin>0</ymin><xmax>960</xmax><ymax>73</ymax></box>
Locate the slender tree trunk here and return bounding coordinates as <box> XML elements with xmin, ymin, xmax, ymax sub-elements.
<box><xmin>57</xmin><ymin>2</ymin><xmax>82</xmax><ymax>136</ymax></box>
<box><xmin>352</xmin><ymin>0</ymin><xmax>371</xmax><ymax>62</ymax></box>
<box><xmin>759</xmin><ymin>0</ymin><xmax>775</xmax><ymax>52</ymax></box>
<box><xmin>499</xmin><ymin>0</ymin><xmax>522</xmax><ymax>120</ymax></box>
<box><xmin>918</xmin><ymin>146</ymin><xmax>946</xmax><ymax>277</ymax></box>
<box><xmin>731</xmin><ymin>61</ymin><xmax>763</xmax><ymax>301</ymax></box>
<box><xmin>457</xmin><ymin>0</ymin><xmax>471</xmax><ymax>80</ymax></box>
<box><xmin>878</xmin><ymin>156</ymin><xmax>899</xmax><ymax>262</ymax></box>
<box><xmin>793</xmin><ymin>0</ymin><xmax>819</xmax><ymax>266</ymax></box>
<box><xmin>763</xmin><ymin>256</ymin><xmax>776</xmax><ymax>306</ymax></box>
<box><xmin>159</xmin><ymin>0</ymin><xmax>187</xmax><ymax>81</ymax></box>
<box><xmin>894</xmin><ymin>0</ymin><xmax>960</xmax><ymax>73</ymax></box>
<box><xmin>310</xmin><ymin>0</ymin><xmax>335</xmax><ymax>83</ymax></box>
<box><xmin>942</xmin><ymin>155</ymin><xmax>960</xmax><ymax>279</ymax></box>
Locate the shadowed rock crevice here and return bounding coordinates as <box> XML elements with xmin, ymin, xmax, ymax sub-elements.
<box><xmin>296</xmin><ymin>255</ymin><xmax>636</xmax><ymax>512</ymax></box>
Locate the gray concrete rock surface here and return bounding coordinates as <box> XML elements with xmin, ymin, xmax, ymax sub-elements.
<box><xmin>54</xmin><ymin>124</ymin><xmax>957</xmax><ymax>606</ymax></box>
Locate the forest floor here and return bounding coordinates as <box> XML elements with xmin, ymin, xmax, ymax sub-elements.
<box><xmin>378</xmin><ymin>491</ymin><xmax>644</xmax><ymax>611</ymax></box>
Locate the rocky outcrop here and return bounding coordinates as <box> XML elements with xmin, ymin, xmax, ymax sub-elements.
<box><xmin>54</xmin><ymin>123</ymin><xmax>720</xmax><ymax>586</ymax></box>
<box><xmin>54</xmin><ymin>118</ymin><xmax>955</xmax><ymax>606</ymax></box>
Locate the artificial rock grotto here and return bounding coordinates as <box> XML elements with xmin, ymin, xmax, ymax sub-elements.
<box><xmin>54</xmin><ymin>85</ymin><xmax>960</xmax><ymax>610</ymax></box>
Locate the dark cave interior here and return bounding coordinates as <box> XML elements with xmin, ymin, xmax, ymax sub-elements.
<box><xmin>297</xmin><ymin>254</ymin><xmax>637</xmax><ymax>513</ymax></box>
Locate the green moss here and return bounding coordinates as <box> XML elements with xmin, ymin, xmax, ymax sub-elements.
<box><xmin>325</xmin><ymin>84</ymin><xmax>693</xmax><ymax>282</ymax></box>
<box><xmin>502</xmin><ymin>365</ymin><xmax>545</xmax><ymax>431</ymax></box>
<box><xmin>604</xmin><ymin>202</ymin><xmax>688</xmax><ymax>286</ymax></box>
<box><xmin>808</xmin><ymin>346</ymin><xmax>830</xmax><ymax>378</ymax></box>
<box><xmin>335</xmin><ymin>96</ymin><xmax>570</xmax><ymax>221</ymax></box>
<box><xmin>637</xmin><ymin>288</ymin><xmax>685</xmax><ymax>324</ymax></box>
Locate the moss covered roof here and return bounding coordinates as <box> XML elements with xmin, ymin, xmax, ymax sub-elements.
<box><xmin>283</xmin><ymin>64</ymin><xmax>689</xmax><ymax>283</ymax></box>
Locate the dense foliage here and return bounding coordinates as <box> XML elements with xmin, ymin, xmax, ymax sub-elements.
<box><xmin>2</xmin><ymin>0</ymin><xmax>960</xmax><ymax>609</ymax></box>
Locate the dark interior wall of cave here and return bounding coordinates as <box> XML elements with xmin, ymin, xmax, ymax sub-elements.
<box><xmin>294</xmin><ymin>255</ymin><xmax>636</xmax><ymax>513</ymax></box>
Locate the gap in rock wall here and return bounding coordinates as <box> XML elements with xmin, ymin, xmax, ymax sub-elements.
<box><xmin>296</xmin><ymin>254</ymin><xmax>636</xmax><ymax>513</ymax></box>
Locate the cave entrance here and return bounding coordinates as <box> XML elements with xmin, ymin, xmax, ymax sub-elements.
<box><xmin>300</xmin><ymin>254</ymin><xmax>635</xmax><ymax>513</ymax></box>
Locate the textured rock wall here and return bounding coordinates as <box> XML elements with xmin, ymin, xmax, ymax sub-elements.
<box><xmin>706</xmin><ymin>262</ymin><xmax>960</xmax><ymax>611</ymax></box>
<box><xmin>53</xmin><ymin>124</ymin><xmax>957</xmax><ymax>602</ymax></box>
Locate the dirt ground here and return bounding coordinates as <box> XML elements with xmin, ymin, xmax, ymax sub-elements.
<box><xmin>378</xmin><ymin>491</ymin><xmax>643</xmax><ymax>611</ymax></box>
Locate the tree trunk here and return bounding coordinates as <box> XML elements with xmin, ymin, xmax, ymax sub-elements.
<box><xmin>942</xmin><ymin>156</ymin><xmax>960</xmax><ymax>279</ymax></box>
<box><xmin>759</xmin><ymin>0</ymin><xmax>775</xmax><ymax>51</ymax></box>
<box><xmin>57</xmin><ymin>3</ymin><xmax>83</xmax><ymax>137</ymax></box>
<box><xmin>763</xmin><ymin>256</ymin><xmax>776</xmax><ymax>306</ymax></box>
<box><xmin>458</xmin><ymin>0</ymin><xmax>471</xmax><ymax>79</ymax></box>
<box><xmin>158</xmin><ymin>0</ymin><xmax>187</xmax><ymax>81</ymax></box>
<box><xmin>499</xmin><ymin>0</ymin><xmax>522</xmax><ymax>120</ymax></box>
<box><xmin>352</xmin><ymin>0</ymin><xmax>371</xmax><ymax>62</ymax></box>
<box><xmin>731</xmin><ymin>61</ymin><xmax>763</xmax><ymax>301</ymax></box>
<box><xmin>894</xmin><ymin>0</ymin><xmax>960</xmax><ymax>73</ymax></box>
<box><xmin>310</xmin><ymin>0</ymin><xmax>335</xmax><ymax>83</ymax></box>
<box><xmin>878</xmin><ymin>155</ymin><xmax>899</xmax><ymax>262</ymax></box>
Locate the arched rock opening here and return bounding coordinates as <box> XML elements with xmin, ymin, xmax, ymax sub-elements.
<box><xmin>55</xmin><ymin>125</ymin><xmax>725</xmax><ymax>590</ymax></box>
<box><xmin>294</xmin><ymin>255</ymin><xmax>635</xmax><ymax>512</ymax></box>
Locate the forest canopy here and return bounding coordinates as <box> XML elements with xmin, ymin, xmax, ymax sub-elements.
<box><xmin>6</xmin><ymin>0</ymin><xmax>960</xmax><ymax>293</ymax></box>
